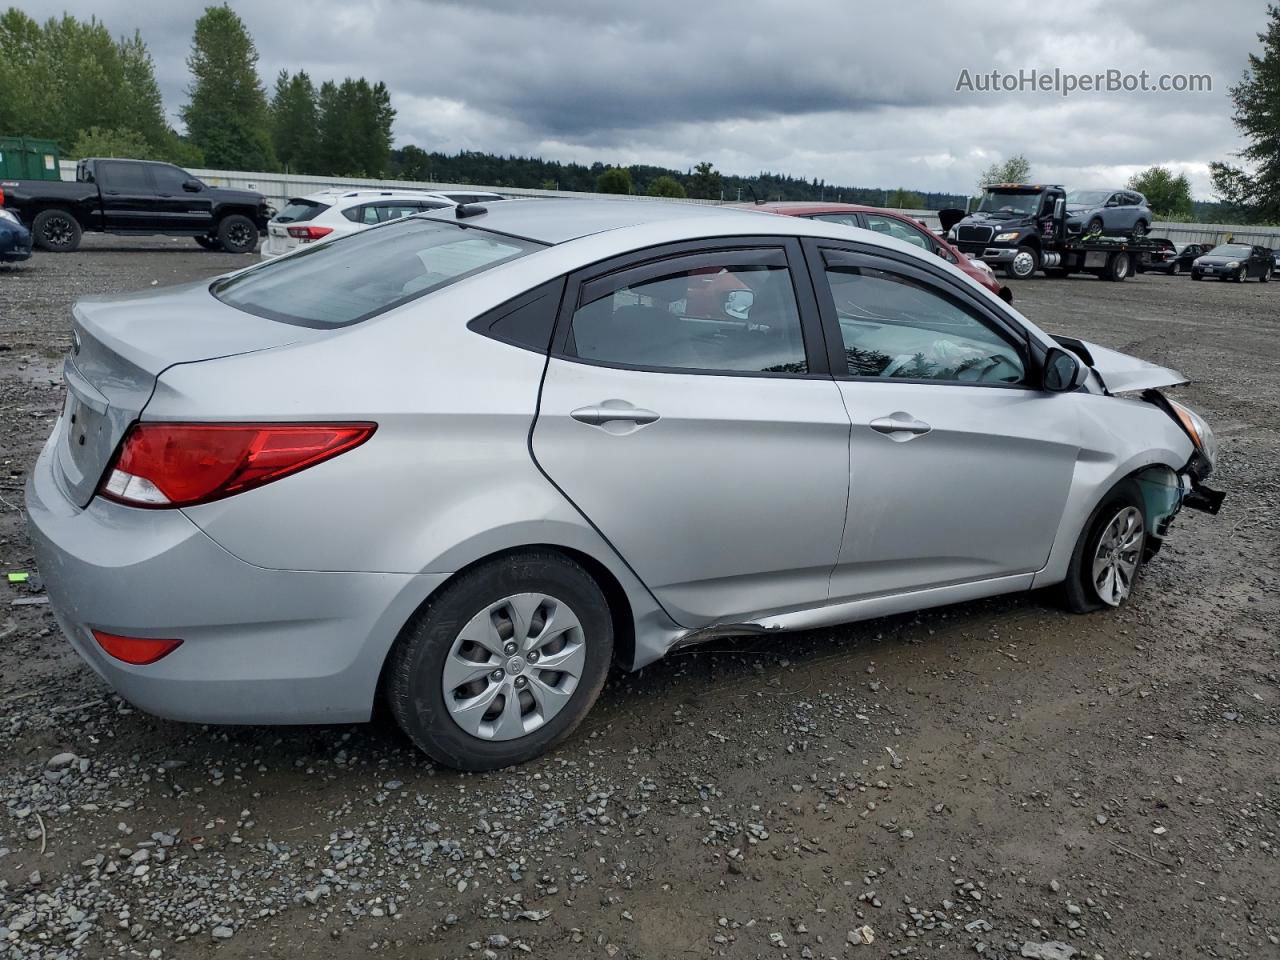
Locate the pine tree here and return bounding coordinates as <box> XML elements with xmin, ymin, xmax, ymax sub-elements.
<box><xmin>271</xmin><ymin>69</ymin><xmax>318</xmax><ymax>173</ymax></box>
<box><xmin>181</xmin><ymin>5</ymin><xmax>276</xmax><ymax>170</ymax></box>
<box><xmin>1210</xmin><ymin>4</ymin><xmax>1280</xmax><ymax>222</ymax></box>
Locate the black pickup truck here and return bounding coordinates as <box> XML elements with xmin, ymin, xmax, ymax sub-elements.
<box><xmin>0</xmin><ymin>157</ymin><xmax>271</xmax><ymax>254</ymax></box>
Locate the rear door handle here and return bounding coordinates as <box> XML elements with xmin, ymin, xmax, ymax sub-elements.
<box><xmin>571</xmin><ymin>402</ymin><xmax>660</xmax><ymax>427</ymax></box>
<box><xmin>869</xmin><ymin>414</ymin><xmax>932</xmax><ymax>438</ymax></box>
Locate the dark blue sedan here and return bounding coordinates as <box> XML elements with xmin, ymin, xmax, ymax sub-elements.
<box><xmin>1</xmin><ymin>209</ymin><xmax>33</xmax><ymax>262</ymax></box>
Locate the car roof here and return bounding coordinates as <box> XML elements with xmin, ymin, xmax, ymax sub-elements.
<box><xmin>416</xmin><ymin>197</ymin><xmax>783</xmax><ymax>245</ymax></box>
<box><xmin>296</xmin><ymin>188</ymin><xmax>458</xmax><ymax>205</ymax></box>
<box><xmin>729</xmin><ymin>200</ymin><xmax>937</xmax><ymax>220</ymax></box>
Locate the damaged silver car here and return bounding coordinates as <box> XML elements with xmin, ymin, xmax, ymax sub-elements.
<box><xmin>26</xmin><ymin>199</ymin><xmax>1224</xmax><ymax>770</ymax></box>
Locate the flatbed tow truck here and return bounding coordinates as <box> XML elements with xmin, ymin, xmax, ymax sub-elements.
<box><xmin>941</xmin><ymin>183</ymin><xmax>1160</xmax><ymax>281</ymax></box>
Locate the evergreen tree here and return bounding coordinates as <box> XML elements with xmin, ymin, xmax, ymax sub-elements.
<box><xmin>181</xmin><ymin>5</ymin><xmax>276</xmax><ymax>170</ymax></box>
<box><xmin>687</xmin><ymin>161</ymin><xmax>722</xmax><ymax>199</ymax></box>
<box><xmin>1210</xmin><ymin>4</ymin><xmax>1280</xmax><ymax>222</ymax></box>
<box><xmin>271</xmin><ymin>69</ymin><xmax>318</xmax><ymax>173</ymax></box>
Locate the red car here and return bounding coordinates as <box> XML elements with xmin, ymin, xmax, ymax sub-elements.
<box><xmin>736</xmin><ymin>202</ymin><xmax>1012</xmax><ymax>303</ymax></box>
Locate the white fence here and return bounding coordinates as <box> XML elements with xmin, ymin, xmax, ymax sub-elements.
<box><xmin>57</xmin><ymin>160</ymin><xmax>1280</xmax><ymax>246</ymax></box>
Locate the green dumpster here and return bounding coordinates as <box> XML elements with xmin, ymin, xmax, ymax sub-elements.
<box><xmin>0</xmin><ymin>137</ymin><xmax>63</xmax><ymax>181</ymax></box>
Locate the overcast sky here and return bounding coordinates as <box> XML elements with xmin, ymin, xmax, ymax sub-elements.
<box><xmin>19</xmin><ymin>0</ymin><xmax>1266</xmax><ymax>198</ymax></box>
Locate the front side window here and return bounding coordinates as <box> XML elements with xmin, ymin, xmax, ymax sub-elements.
<box><xmin>214</xmin><ymin>218</ymin><xmax>542</xmax><ymax>327</ymax></box>
<box><xmin>820</xmin><ymin>256</ymin><xmax>1025</xmax><ymax>385</ymax></box>
<box><xmin>568</xmin><ymin>253</ymin><xmax>808</xmax><ymax>374</ymax></box>
<box><xmin>151</xmin><ymin>165</ymin><xmax>191</xmax><ymax>194</ymax></box>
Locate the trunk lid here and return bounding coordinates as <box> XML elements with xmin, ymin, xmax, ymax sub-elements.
<box><xmin>57</xmin><ymin>280</ymin><xmax>313</xmax><ymax>507</ymax></box>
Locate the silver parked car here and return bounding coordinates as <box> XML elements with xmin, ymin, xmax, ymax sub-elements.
<box><xmin>1065</xmin><ymin>189</ymin><xmax>1153</xmax><ymax>236</ymax></box>
<box><xmin>27</xmin><ymin>199</ymin><xmax>1224</xmax><ymax>770</ymax></box>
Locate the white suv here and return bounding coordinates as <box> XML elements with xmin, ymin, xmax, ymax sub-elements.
<box><xmin>261</xmin><ymin>189</ymin><xmax>505</xmax><ymax>259</ymax></box>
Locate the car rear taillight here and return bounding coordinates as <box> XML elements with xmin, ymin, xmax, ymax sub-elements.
<box><xmin>99</xmin><ymin>422</ymin><xmax>376</xmax><ymax>508</ymax></box>
<box><xmin>286</xmin><ymin>225</ymin><xmax>333</xmax><ymax>241</ymax></box>
<box><xmin>93</xmin><ymin>630</ymin><xmax>183</xmax><ymax>665</ymax></box>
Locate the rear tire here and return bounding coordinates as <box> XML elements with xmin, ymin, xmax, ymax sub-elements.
<box><xmin>32</xmin><ymin>209</ymin><xmax>82</xmax><ymax>252</ymax></box>
<box><xmin>216</xmin><ymin>214</ymin><xmax>258</xmax><ymax>254</ymax></box>
<box><xmin>1102</xmin><ymin>251</ymin><xmax>1132</xmax><ymax>281</ymax></box>
<box><xmin>386</xmin><ymin>550</ymin><xmax>613</xmax><ymax>771</ymax></box>
<box><xmin>1132</xmin><ymin>219</ymin><xmax>1148</xmax><ymax>238</ymax></box>
<box><xmin>1062</xmin><ymin>480</ymin><xmax>1147</xmax><ymax>613</ymax></box>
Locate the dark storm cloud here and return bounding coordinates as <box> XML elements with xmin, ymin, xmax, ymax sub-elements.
<box><xmin>14</xmin><ymin>0</ymin><xmax>1264</xmax><ymax>196</ymax></box>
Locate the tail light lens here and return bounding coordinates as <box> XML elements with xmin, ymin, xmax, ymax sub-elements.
<box><xmin>286</xmin><ymin>225</ymin><xmax>333</xmax><ymax>241</ymax></box>
<box><xmin>93</xmin><ymin>631</ymin><xmax>183</xmax><ymax>665</ymax></box>
<box><xmin>99</xmin><ymin>422</ymin><xmax>376</xmax><ymax>508</ymax></box>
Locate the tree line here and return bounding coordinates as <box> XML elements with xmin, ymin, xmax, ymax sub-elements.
<box><xmin>0</xmin><ymin>5</ymin><xmax>396</xmax><ymax>177</ymax></box>
<box><xmin>391</xmin><ymin>148</ymin><xmax>970</xmax><ymax>208</ymax></box>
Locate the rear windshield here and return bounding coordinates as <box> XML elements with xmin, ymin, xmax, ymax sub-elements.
<box><xmin>213</xmin><ymin>216</ymin><xmax>543</xmax><ymax>328</ymax></box>
<box><xmin>274</xmin><ymin>199</ymin><xmax>329</xmax><ymax>223</ymax></box>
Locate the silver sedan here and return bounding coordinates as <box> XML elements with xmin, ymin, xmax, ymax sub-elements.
<box><xmin>27</xmin><ymin>199</ymin><xmax>1224</xmax><ymax>770</ymax></box>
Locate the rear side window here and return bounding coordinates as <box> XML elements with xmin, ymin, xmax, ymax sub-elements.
<box><xmin>567</xmin><ymin>251</ymin><xmax>808</xmax><ymax>374</ymax></box>
<box><xmin>213</xmin><ymin>218</ymin><xmax>543</xmax><ymax>328</ymax></box>
<box><xmin>99</xmin><ymin>161</ymin><xmax>153</xmax><ymax>192</ymax></box>
<box><xmin>275</xmin><ymin>199</ymin><xmax>329</xmax><ymax>223</ymax></box>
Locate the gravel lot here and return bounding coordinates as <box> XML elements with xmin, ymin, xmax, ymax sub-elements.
<box><xmin>1</xmin><ymin>236</ymin><xmax>1277</xmax><ymax>960</ymax></box>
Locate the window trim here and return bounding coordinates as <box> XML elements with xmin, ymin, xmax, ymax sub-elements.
<box><xmin>801</xmin><ymin>238</ymin><xmax>1040</xmax><ymax>391</ymax></box>
<box><xmin>549</xmin><ymin>236</ymin><xmax>832</xmax><ymax>379</ymax></box>
<box><xmin>466</xmin><ymin>277</ymin><xmax>567</xmax><ymax>353</ymax></box>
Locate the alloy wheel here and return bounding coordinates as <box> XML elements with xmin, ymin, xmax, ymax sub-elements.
<box><xmin>44</xmin><ymin>216</ymin><xmax>73</xmax><ymax>247</ymax></box>
<box><xmin>1091</xmin><ymin>506</ymin><xmax>1144</xmax><ymax>606</ymax></box>
<box><xmin>1011</xmin><ymin>250</ymin><xmax>1036</xmax><ymax>278</ymax></box>
<box><xmin>442</xmin><ymin>592</ymin><xmax>586</xmax><ymax>741</ymax></box>
<box><xmin>228</xmin><ymin>222</ymin><xmax>253</xmax><ymax>249</ymax></box>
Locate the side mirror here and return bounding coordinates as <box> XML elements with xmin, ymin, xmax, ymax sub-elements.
<box><xmin>1053</xmin><ymin>198</ymin><xmax>1064</xmax><ymax>219</ymax></box>
<box><xmin>1042</xmin><ymin>347</ymin><xmax>1088</xmax><ymax>392</ymax></box>
<box><xmin>182</xmin><ymin>179</ymin><xmax>203</xmax><ymax>192</ymax></box>
<box><xmin>724</xmin><ymin>289</ymin><xmax>754</xmax><ymax>320</ymax></box>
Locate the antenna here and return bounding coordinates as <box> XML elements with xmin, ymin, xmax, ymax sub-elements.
<box><xmin>455</xmin><ymin>203</ymin><xmax>487</xmax><ymax>219</ymax></box>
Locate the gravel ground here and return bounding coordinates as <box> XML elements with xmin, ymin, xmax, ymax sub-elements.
<box><xmin>1</xmin><ymin>237</ymin><xmax>1277</xmax><ymax>960</ymax></box>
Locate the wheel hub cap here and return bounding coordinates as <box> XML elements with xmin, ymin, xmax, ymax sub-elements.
<box><xmin>442</xmin><ymin>592</ymin><xmax>585</xmax><ymax>741</ymax></box>
<box><xmin>1091</xmin><ymin>506</ymin><xmax>1144</xmax><ymax>606</ymax></box>
<box><xmin>1013</xmin><ymin>252</ymin><xmax>1034</xmax><ymax>275</ymax></box>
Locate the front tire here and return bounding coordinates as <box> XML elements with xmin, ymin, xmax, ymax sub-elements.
<box><xmin>1132</xmin><ymin>220</ymin><xmax>1148</xmax><ymax>238</ymax></box>
<box><xmin>216</xmin><ymin>214</ymin><xmax>258</xmax><ymax>254</ymax></box>
<box><xmin>1062</xmin><ymin>481</ymin><xmax>1147</xmax><ymax>613</ymax></box>
<box><xmin>386</xmin><ymin>551</ymin><xmax>613</xmax><ymax>771</ymax></box>
<box><xmin>1006</xmin><ymin>245</ymin><xmax>1039</xmax><ymax>279</ymax></box>
<box><xmin>32</xmin><ymin>209</ymin><xmax>82</xmax><ymax>252</ymax></box>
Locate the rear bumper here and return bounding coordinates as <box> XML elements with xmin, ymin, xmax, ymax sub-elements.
<box><xmin>0</xmin><ymin>225</ymin><xmax>33</xmax><ymax>261</ymax></box>
<box><xmin>25</xmin><ymin>426</ymin><xmax>446</xmax><ymax>725</ymax></box>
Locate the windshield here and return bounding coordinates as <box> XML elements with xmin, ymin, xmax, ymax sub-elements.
<box><xmin>1206</xmin><ymin>244</ymin><xmax>1252</xmax><ymax>258</ymax></box>
<box><xmin>976</xmin><ymin>191</ymin><xmax>1041</xmax><ymax>216</ymax></box>
<box><xmin>1066</xmin><ymin>191</ymin><xmax>1109</xmax><ymax>206</ymax></box>
<box><xmin>214</xmin><ymin>216</ymin><xmax>543</xmax><ymax>327</ymax></box>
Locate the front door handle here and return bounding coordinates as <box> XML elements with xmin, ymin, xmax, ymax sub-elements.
<box><xmin>869</xmin><ymin>413</ymin><xmax>932</xmax><ymax>439</ymax></box>
<box><xmin>571</xmin><ymin>402</ymin><xmax>660</xmax><ymax>427</ymax></box>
